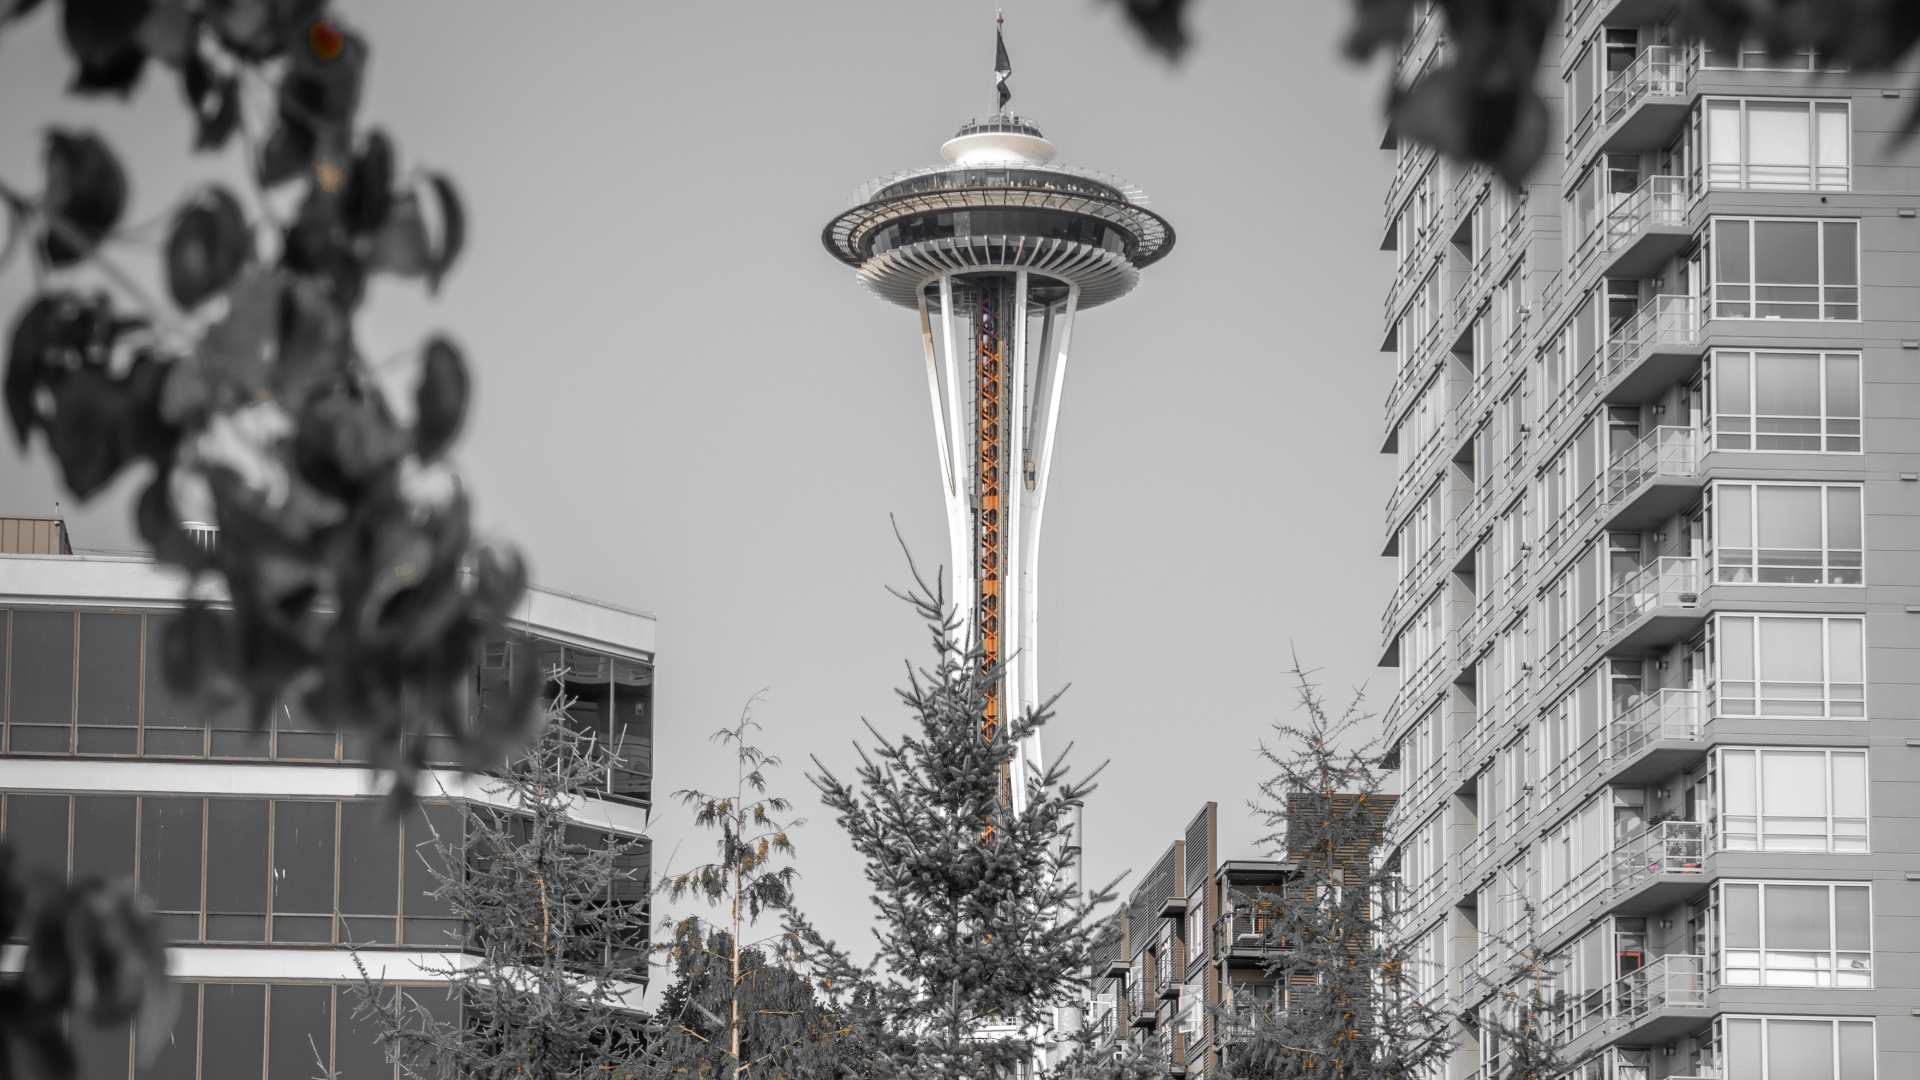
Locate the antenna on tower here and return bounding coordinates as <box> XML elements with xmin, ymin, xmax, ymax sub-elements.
<box><xmin>994</xmin><ymin>9</ymin><xmax>1012</xmax><ymax>114</ymax></box>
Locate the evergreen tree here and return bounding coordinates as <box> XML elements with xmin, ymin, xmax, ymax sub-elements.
<box><xmin>800</xmin><ymin>561</ymin><xmax>1113</xmax><ymax>1079</ymax></box>
<box><xmin>1474</xmin><ymin>902</ymin><xmax>1578</xmax><ymax>1080</ymax></box>
<box><xmin>641</xmin><ymin>926</ymin><xmax>852</xmax><ymax>1080</ymax></box>
<box><xmin>641</xmin><ymin>707</ymin><xmax>851</xmax><ymax>1078</ymax></box>
<box><xmin>351</xmin><ymin>698</ymin><xmax>652</xmax><ymax>1080</ymax></box>
<box><xmin>1223</xmin><ymin>669</ymin><xmax>1453</xmax><ymax>1080</ymax></box>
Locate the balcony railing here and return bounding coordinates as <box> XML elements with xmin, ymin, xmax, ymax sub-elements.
<box><xmin>1126</xmin><ymin>980</ymin><xmax>1155</xmax><ymax>1028</ymax></box>
<box><xmin>1213</xmin><ymin>911</ymin><xmax>1283</xmax><ymax>960</ymax></box>
<box><xmin>1604</xmin><ymin>426</ymin><xmax>1701</xmax><ymax>505</ymax></box>
<box><xmin>1612</xmin><ymin>820</ymin><xmax>1706</xmax><ymax>895</ymax></box>
<box><xmin>1603</xmin><ymin>47</ymin><xmax>1689</xmax><ymax>128</ymax></box>
<box><xmin>1609</xmin><ymin>688</ymin><xmax>1702</xmax><ymax>759</ymax></box>
<box><xmin>1605</xmin><ymin>556</ymin><xmax>1702</xmax><ymax>632</ymax></box>
<box><xmin>1604</xmin><ymin>175</ymin><xmax>1688</xmax><ymax>248</ymax></box>
<box><xmin>1611</xmin><ymin>953</ymin><xmax>1708</xmax><ymax>1030</ymax></box>
<box><xmin>1605</xmin><ymin>294</ymin><xmax>1699</xmax><ymax>382</ymax></box>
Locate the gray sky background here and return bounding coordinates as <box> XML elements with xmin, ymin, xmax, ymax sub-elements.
<box><xmin>0</xmin><ymin>2</ymin><xmax>1396</xmax><ymax>982</ymax></box>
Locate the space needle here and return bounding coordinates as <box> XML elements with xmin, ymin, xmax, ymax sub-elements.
<box><xmin>821</xmin><ymin>24</ymin><xmax>1174</xmax><ymax>811</ymax></box>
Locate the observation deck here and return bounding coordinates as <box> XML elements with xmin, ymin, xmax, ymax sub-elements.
<box><xmin>822</xmin><ymin>115</ymin><xmax>1175</xmax><ymax>309</ymax></box>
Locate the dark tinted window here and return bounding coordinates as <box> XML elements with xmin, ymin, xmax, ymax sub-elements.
<box><xmin>73</xmin><ymin>796</ymin><xmax>136</xmax><ymax>883</ymax></box>
<box><xmin>5</xmin><ymin>794</ymin><xmax>68</xmax><ymax>877</ymax></box>
<box><xmin>74</xmin><ymin>1019</ymin><xmax>130</xmax><ymax>1080</ymax></box>
<box><xmin>140</xmin><ymin>798</ymin><xmax>204</xmax><ymax>915</ymax></box>
<box><xmin>334</xmin><ymin>986</ymin><xmax>395</xmax><ymax>1080</ymax></box>
<box><xmin>339</xmin><ymin>802</ymin><xmax>400</xmax><ymax>915</ymax></box>
<box><xmin>272</xmin><ymin>802</ymin><xmax>336</xmax><ymax>914</ymax></box>
<box><xmin>137</xmin><ymin>984</ymin><xmax>198</xmax><ymax>1080</ymax></box>
<box><xmin>10</xmin><ymin>610</ymin><xmax>74</xmax><ymax>738</ymax></box>
<box><xmin>77</xmin><ymin>613</ymin><xmax>141</xmax><ymax>727</ymax></box>
<box><xmin>268</xmin><ymin>984</ymin><xmax>332</xmax><ymax>1080</ymax></box>
<box><xmin>201</xmin><ymin>984</ymin><xmax>264</xmax><ymax>1080</ymax></box>
<box><xmin>206</xmin><ymin>801</ymin><xmax>268</xmax><ymax>940</ymax></box>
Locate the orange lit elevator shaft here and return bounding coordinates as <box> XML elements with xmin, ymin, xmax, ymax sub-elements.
<box><xmin>976</xmin><ymin>281</ymin><xmax>1005</xmax><ymax>751</ymax></box>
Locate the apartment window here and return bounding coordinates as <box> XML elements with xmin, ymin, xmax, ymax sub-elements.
<box><xmin>1712</xmin><ymin>218</ymin><xmax>1859</xmax><ymax>320</ymax></box>
<box><xmin>1718</xmin><ymin>747</ymin><xmax>1868</xmax><ymax>852</ymax></box>
<box><xmin>1712</xmin><ymin>614</ymin><xmax>1864</xmax><ymax>718</ymax></box>
<box><xmin>1406</xmin><ymin>920</ymin><xmax>1445</xmax><ymax>996</ymax></box>
<box><xmin>1399</xmin><ymin>593</ymin><xmax>1444</xmax><ymax>673</ymax></box>
<box><xmin>1710</xmin><ymin>482</ymin><xmax>1863</xmax><ymax>585</ymax></box>
<box><xmin>114</xmin><ymin>980</ymin><xmax>464</xmax><ymax>1080</ymax></box>
<box><xmin>1396</xmin><ymin>811</ymin><xmax>1445</xmax><ymax>904</ymax></box>
<box><xmin>1703</xmin><ymin>98</ymin><xmax>1850</xmax><ymax>190</ymax></box>
<box><xmin>1398</xmin><ymin>485</ymin><xmax>1443</xmax><ymax>582</ymax></box>
<box><xmin>1702</xmin><ymin>42</ymin><xmax>1845</xmax><ymax>71</ymax></box>
<box><xmin>1716</xmin><ymin>882</ymin><xmax>1872</xmax><ymax>987</ymax></box>
<box><xmin>1396</xmin><ymin>705</ymin><xmax>1444</xmax><ymax>802</ymax></box>
<box><xmin>1565</xmin><ymin>32</ymin><xmax>1599</xmax><ymax>147</ymax></box>
<box><xmin>1716</xmin><ymin>1016</ymin><xmax>1874</xmax><ymax>1080</ymax></box>
<box><xmin>1711</xmin><ymin>350</ymin><xmax>1861</xmax><ymax>452</ymax></box>
<box><xmin>1540</xmin><ymin>793</ymin><xmax>1607</xmax><ymax>908</ymax></box>
<box><xmin>0</xmin><ymin>794</ymin><xmax>651</xmax><ymax>949</ymax></box>
<box><xmin>0</xmin><ymin>610</ymin><xmax>653</xmax><ymax>799</ymax></box>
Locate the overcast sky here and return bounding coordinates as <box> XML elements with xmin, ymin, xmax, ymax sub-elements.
<box><xmin>0</xmin><ymin>3</ymin><xmax>1396</xmax><ymax>981</ymax></box>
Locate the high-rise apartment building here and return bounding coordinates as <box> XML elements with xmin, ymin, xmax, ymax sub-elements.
<box><xmin>0</xmin><ymin>517</ymin><xmax>656</xmax><ymax>1080</ymax></box>
<box><xmin>1379</xmin><ymin>9</ymin><xmax>1920</xmax><ymax>1079</ymax></box>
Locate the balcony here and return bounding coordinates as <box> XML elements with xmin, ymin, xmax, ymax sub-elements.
<box><xmin>1606</xmin><ymin>688</ymin><xmax>1704</xmax><ymax>783</ymax></box>
<box><xmin>1213</xmin><ymin>912</ymin><xmax>1285</xmax><ymax>968</ymax></box>
<box><xmin>1609</xmin><ymin>953</ymin><xmax>1708</xmax><ymax>1043</ymax></box>
<box><xmin>1602</xmin><ymin>426</ymin><xmax>1703</xmax><ymax>530</ymax></box>
<box><xmin>1157</xmin><ymin>951</ymin><xmax>1182</xmax><ymax>1000</ymax></box>
<box><xmin>1611</xmin><ymin>821</ymin><xmax>1707</xmax><ymax>910</ymax></box>
<box><xmin>1127</xmin><ymin>979</ymin><xmax>1157</xmax><ymax>1029</ymax></box>
<box><xmin>1599</xmin><ymin>176</ymin><xmax>1691</xmax><ymax>278</ymax></box>
<box><xmin>1604</xmin><ymin>295</ymin><xmax>1700</xmax><ymax>403</ymax></box>
<box><xmin>1600</xmin><ymin>47</ymin><xmax>1691</xmax><ymax>152</ymax></box>
<box><xmin>1604</xmin><ymin>557</ymin><xmax>1703</xmax><ymax>653</ymax></box>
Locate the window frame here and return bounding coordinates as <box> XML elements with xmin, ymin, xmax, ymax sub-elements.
<box><xmin>1701</xmin><ymin>97</ymin><xmax>1851</xmax><ymax>191</ymax></box>
<box><xmin>1708</xmin><ymin>349</ymin><xmax>1862</xmax><ymax>454</ymax></box>
<box><xmin>1711</xmin><ymin>746</ymin><xmax>1869</xmax><ymax>853</ymax></box>
<box><xmin>1709</xmin><ymin>216</ymin><xmax>1860</xmax><ymax>322</ymax></box>
<box><xmin>1708</xmin><ymin>480</ymin><xmax>1864</xmax><ymax>586</ymax></box>
<box><xmin>1709</xmin><ymin>613</ymin><xmax>1865</xmax><ymax>718</ymax></box>
<box><xmin>1713</xmin><ymin>881</ymin><xmax>1874</xmax><ymax>988</ymax></box>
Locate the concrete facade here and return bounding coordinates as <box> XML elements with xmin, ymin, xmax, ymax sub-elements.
<box><xmin>1379</xmin><ymin>9</ymin><xmax>1920</xmax><ymax>1080</ymax></box>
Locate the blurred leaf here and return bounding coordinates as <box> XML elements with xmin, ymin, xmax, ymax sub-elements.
<box><xmin>181</xmin><ymin>44</ymin><xmax>242</xmax><ymax>151</ymax></box>
<box><xmin>198</xmin><ymin>266</ymin><xmax>278</xmax><ymax>400</ymax></box>
<box><xmin>414</xmin><ymin>336</ymin><xmax>467</xmax><ymax>461</ymax></box>
<box><xmin>274</xmin><ymin>276</ymin><xmax>349</xmax><ymax>398</ymax></box>
<box><xmin>39</xmin><ymin>130</ymin><xmax>128</xmax><ymax>267</ymax></box>
<box><xmin>0</xmin><ymin>198</ymin><xmax>22</xmax><ymax>278</ymax></box>
<box><xmin>62</xmin><ymin>0</ymin><xmax>152</xmax><ymax>95</ymax></box>
<box><xmin>1</xmin><ymin>0</ymin><xmax>49</xmax><ymax>26</ymax></box>
<box><xmin>42</xmin><ymin>351</ymin><xmax>175</xmax><ymax>497</ymax></box>
<box><xmin>133</xmin><ymin>0</ymin><xmax>192</xmax><ymax>65</ymax></box>
<box><xmin>165</xmin><ymin>185</ymin><xmax>250</xmax><ymax>309</ymax></box>
<box><xmin>341</xmin><ymin>129</ymin><xmax>394</xmax><ymax>235</ymax></box>
<box><xmin>424</xmin><ymin>173</ymin><xmax>464</xmax><ymax>292</ymax></box>
<box><xmin>1105</xmin><ymin>0</ymin><xmax>1191</xmax><ymax>59</ymax></box>
<box><xmin>256</xmin><ymin>118</ymin><xmax>316</xmax><ymax>187</ymax></box>
<box><xmin>368</xmin><ymin>189</ymin><xmax>429</xmax><ymax>276</ymax></box>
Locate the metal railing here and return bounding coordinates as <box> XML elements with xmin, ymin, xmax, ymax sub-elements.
<box><xmin>1612</xmin><ymin>820</ymin><xmax>1707</xmax><ymax>895</ymax></box>
<box><xmin>1611</xmin><ymin>953</ymin><xmax>1709</xmax><ymax>1029</ymax></box>
<box><xmin>1604</xmin><ymin>425</ymin><xmax>1702</xmax><ymax>505</ymax></box>
<box><xmin>1605</xmin><ymin>556</ymin><xmax>1702</xmax><ymax>632</ymax></box>
<box><xmin>1609</xmin><ymin>688</ymin><xmax>1703</xmax><ymax>758</ymax></box>
<box><xmin>1605</xmin><ymin>175</ymin><xmax>1688</xmax><ymax>250</ymax></box>
<box><xmin>1126</xmin><ymin>979</ymin><xmax>1155</xmax><ymax>1027</ymax></box>
<box><xmin>1605</xmin><ymin>294</ymin><xmax>1699</xmax><ymax>381</ymax></box>
<box><xmin>1213</xmin><ymin>911</ymin><xmax>1283</xmax><ymax>959</ymax></box>
<box><xmin>1603</xmin><ymin>46</ymin><xmax>1690</xmax><ymax>127</ymax></box>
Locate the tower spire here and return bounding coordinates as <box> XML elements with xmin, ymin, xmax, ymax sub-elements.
<box><xmin>994</xmin><ymin>11</ymin><xmax>1012</xmax><ymax>113</ymax></box>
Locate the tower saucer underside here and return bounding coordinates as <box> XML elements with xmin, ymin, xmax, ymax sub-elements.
<box><xmin>822</xmin><ymin>164</ymin><xmax>1174</xmax><ymax>309</ymax></box>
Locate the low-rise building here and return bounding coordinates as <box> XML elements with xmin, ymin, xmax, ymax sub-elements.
<box><xmin>0</xmin><ymin>516</ymin><xmax>657</xmax><ymax>1080</ymax></box>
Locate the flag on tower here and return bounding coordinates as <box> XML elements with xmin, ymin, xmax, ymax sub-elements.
<box><xmin>995</xmin><ymin>26</ymin><xmax>1012</xmax><ymax>109</ymax></box>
